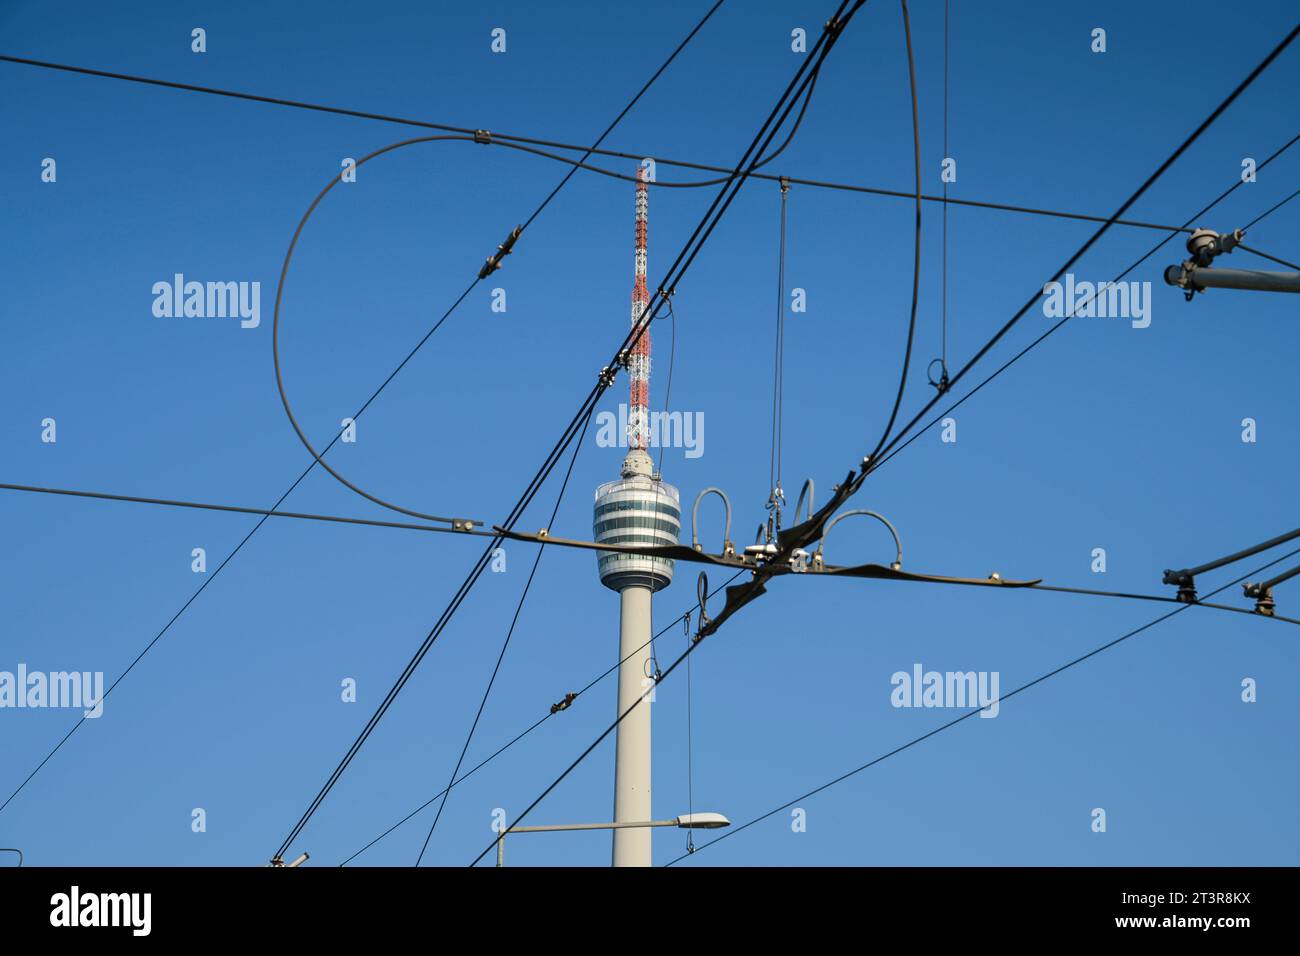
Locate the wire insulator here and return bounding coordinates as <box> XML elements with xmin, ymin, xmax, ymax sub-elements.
<box><xmin>478</xmin><ymin>225</ymin><xmax>522</xmax><ymax>279</ymax></box>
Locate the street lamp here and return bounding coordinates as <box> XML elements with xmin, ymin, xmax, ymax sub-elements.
<box><xmin>494</xmin><ymin>812</ymin><xmax>729</xmax><ymax>866</ymax></box>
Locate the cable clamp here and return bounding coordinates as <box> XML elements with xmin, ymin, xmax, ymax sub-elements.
<box><xmin>598</xmin><ymin>365</ymin><xmax>618</xmax><ymax>387</ymax></box>
<box><xmin>1163</xmin><ymin>568</ymin><xmax>1198</xmax><ymax>603</ymax></box>
<box><xmin>550</xmin><ymin>692</ymin><xmax>578</xmax><ymax>715</ymax></box>
<box><xmin>473</xmin><ymin>129</ymin><xmax>493</xmax><ymax>145</ymax></box>
<box><xmin>478</xmin><ymin>225</ymin><xmax>522</xmax><ymax>279</ymax></box>
<box><xmin>767</xmin><ymin>482</ymin><xmax>786</xmax><ymax>511</ymax></box>
<box><xmin>451</xmin><ymin>518</ymin><xmax>475</xmax><ymax>532</ymax></box>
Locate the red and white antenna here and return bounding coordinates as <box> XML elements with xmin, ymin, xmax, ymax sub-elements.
<box><xmin>626</xmin><ymin>163</ymin><xmax>652</xmax><ymax>455</ymax></box>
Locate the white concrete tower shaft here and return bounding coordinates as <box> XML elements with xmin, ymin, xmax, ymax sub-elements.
<box><xmin>612</xmin><ymin>584</ymin><xmax>653</xmax><ymax>866</ymax></box>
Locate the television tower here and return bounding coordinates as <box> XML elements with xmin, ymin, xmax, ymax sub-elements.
<box><xmin>592</xmin><ymin>163</ymin><xmax>680</xmax><ymax>866</ymax></box>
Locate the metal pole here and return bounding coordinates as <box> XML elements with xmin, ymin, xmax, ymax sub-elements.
<box><xmin>496</xmin><ymin>832</ymin><xmax>504</xmax><ymax>868</ymax></box>
<box><xmin>1165</xmin><ymin>264</ymin><xmax>1300</xmax><ymax>294</ymax></box>
<box><xmin>1164</xmin><ymin>525</ymin><xmax>1300</xmax><ymax>588</ymax></box>
<box><xmin>613</xmin><ymin>584</ymin><xmax>654</xmax><ymax>867</ymax></box>
<box><xmin>1254</xmin><ymin>561</ymin><xmax>1300</xmax><ymax>594</ymax></box>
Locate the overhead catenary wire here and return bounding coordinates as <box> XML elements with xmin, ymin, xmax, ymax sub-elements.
<box><xmin>275</xmin><ymin>0</ymin><xmax>731</xmax><ymax>526</ymax></box>
<box><xmin>654</xmin><ymin>296</ymin><xmax>679</xmax><ymax>478</ymax></box>
<box><xmin>414</xmin><ymin>407</ymin><xmax>596</xmax><ymax>865</ymax></box>
<box><xmin>468</xmin><ymin>16</ymin><xmax>1298</xmax><ymax>868</ymax></box>
<box><xmin>865</xmin><ymin>0</ymin><xmax>923</xmax><ymax>464</ymax></box>
<box><xmin>466</xmin><ymin>531</ymin><xmax>1297</xmax><ymax>867</ymax></box>
<box><xmin>769</xmin><ymin>177</ymin><xmax>790</xmax><ymax>514</ymax></box>
<box><xmin>272</xmin><ymin>134</ymin><xmax>496</xmax><ymax>526</ymax></box>
<box><xmin>0</xmin><ymin>481</ymin><xmax>484</xmax><ymax>537</ymax></box>
<box><xmin>339</xmin><ymin>570</ymin><xmax>744</xmax><ymax>865</ymax></box>
<box><xmin>0</xmin><ymin>54</ymin><xmax>1237</xmax><ymax>236</ymax></box>
<box><xmin>870</xmin><ymin>128</ymin><xmax>1300</xmax><ymax>481</ymax></box>
<box><xmin>7</xmin><ymin>480</ymin><xmax>1295</xmax><ymax>626</ymax></box>
<box><xmin>7</xmin><ymin>126</ymin><xmax>1284</xmax><ymax>534</ymax></box>
<box><xmin>267</xmin><ymin>72</ymin><xmax>817</xmax><ymax>526</ymax></box>
<box><xmin>1235</xmin><ymin>242</ymin><xmax>1300</xmax><ymax>271</ymax></box>
<box><xmin>464</xmin><ymin>3</ymin><xmax>917</xmax><ymax>867</ymax></box>
<box><xmin>0</xmin><ymin>457</ymin><xmax>326</xmax><ymax>816</ymax></box>
<box><xmin>1026</xmin><ymin>582</ymin><xmax>1300</xmax><ymax>627</ymax></box>
<box><xmin>292</xmin><ymin>13</ymin><xmax>1300</xmax><ymax>868</ymax></box>
<box><xmin>461</xmin><ymin>1</ymin><xmax>868</xmax><ymax>867</ymax></box>
<box><xmin>270</xmin><ymin>20</ymin><xmax>766</xmax><ymax>860</ymax></box>
<box><xmin>277</xmin><ymin>0</ymin><xmax>861</xmax><ymax>862</ymax></box>
<box><xmin>665</xmin><ymin>543</ymin><xmax>1300</xmax><ymax>865</ymax></box>
<box><xmin>1242</xmin><ymin>185</ymin><xmax>1300</xmax><ymax>232</ymax></box>
<box><xmin>940</xmin><ymin>0</ymin><xmax>950</xmax><ymax>376</ymax></box>
<box><xmin>444</xmin><ymin>534</ymin><xmax>1300</xmax><ymax>864</ymax></box>
<box><xmin>863</xmin><ymin>26</ymin><xmax>1300</xmax><ymax>476</ymax></box>
<box><xmin>518</xmin><ymin>0</ymin><xmax>727</xmax><ymax>231</ymax></box>
<box><xmin>0</xmin><ymin>3</ymin><xmax>729</xmax><ymax>824</ymax></box>
<box><xmin>7</xmin><ymin>6</ymin><xmax>1290</xmax><ymax>868</ymax></box>
<box><xmin>684</xmin><ymin>617</ymin><xmax>698</xmax><ymax>854</ymax></box>
<box><xmin>466</xmin><ymin>592</ymin><xmax>715</xmax><ymax>866</ymax></box>
<box><xmin>342</xmin><ymin>557</ymin><xmax>1282</xmax><ymax>867</ymax></box>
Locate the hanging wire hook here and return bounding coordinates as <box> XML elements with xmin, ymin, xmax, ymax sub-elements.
<box><xmin>694</xmin><ymin>572</ymin><xmax>710</xmax><ymax>643</ymax></box>
<box><xmin>766</xmin><ymin>481</ymin><xmax>786</xmax><ymax>525</ymax></box>
<box><xmin>926</xmin><ymin>357</ymin><xmax>950</xmax><ymax>394</ymax></box>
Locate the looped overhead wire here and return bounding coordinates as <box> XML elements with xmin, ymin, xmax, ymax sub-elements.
<box><xmin>794</xmin><ymin>478</ymin><xmax>815</xmax><ymax>525</ymax></box>
<box><xmin>691</xmin><ymin>487</ymin><xmax>734</xmax><ymax>555</ymax></box>
<box><xmin>814</xmin><ymin>509</ymin><xmax>903</xmax><ymax>571</ymax></box>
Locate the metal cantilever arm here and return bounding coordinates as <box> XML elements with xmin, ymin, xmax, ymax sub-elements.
<box><xmin>1244</xmin><ymin>560</ymin><xmax>1300</xmax><ymax>597</ymax></box>
<box><xmin>1163</xmin><ymin>526</ymin><xmax>1300</xmax><ymax>587</ymax></box>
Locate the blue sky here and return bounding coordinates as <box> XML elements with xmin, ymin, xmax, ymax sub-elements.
<box><xmin>1</xmin><ymin>0</ymin><xmax>1297</xmax><ymax>867</ymax></box>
